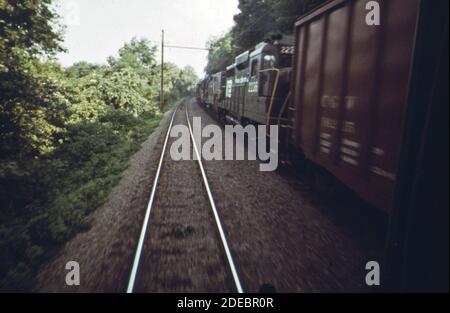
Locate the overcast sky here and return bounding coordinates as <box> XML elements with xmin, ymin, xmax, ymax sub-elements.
<box><xmin>54</xmin><ymin>0</ymin><xmax>239</xmax><ymax>77</ymax></box>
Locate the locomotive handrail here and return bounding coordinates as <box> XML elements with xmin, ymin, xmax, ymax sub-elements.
<box><xmin>277</xmin><ymin>91</ymin><xmax>291</xmax><ymax>128</ymax></box>
<box><xmin>259</xmin><ymin>68</ymin><xmax>280</xmax><ymax>133</ymax></box>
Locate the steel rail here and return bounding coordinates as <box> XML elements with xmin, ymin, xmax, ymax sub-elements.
<box><xmin>126</xmin><ymin>105</ymin><xmax>179</xmax><ymax>293</ymax></box>
<box><xmin>185</xmin><ymin>104</ymin><xmax>244</xmax><ymax>293</ymax></box>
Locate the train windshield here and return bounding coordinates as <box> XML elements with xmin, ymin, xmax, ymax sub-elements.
<box><xmin>263</xmin><ymin>54</ymin><xmax>276</xmax><ymax>69</ymax></box>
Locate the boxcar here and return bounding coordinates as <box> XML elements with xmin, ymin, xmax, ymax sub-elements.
<box><xmin>291</xmin><ymin>0</ymin><xmax>423</xmax><ymax>211</ymax></box>
<box><xmin>289</xmin><ymin>0</ymin><xmax>448</xmax><ymax>291</ymax></box>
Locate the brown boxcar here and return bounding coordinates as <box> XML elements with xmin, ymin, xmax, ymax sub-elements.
<box><xmin>291</xmin><ymin>0</ymin><xmax>422</xmax><ymax>211</ymax></box>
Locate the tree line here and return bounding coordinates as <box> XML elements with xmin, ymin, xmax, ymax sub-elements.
<box><xmin>0</xmin><ymin>0</ymin><xmax>197</xmax><ymax>289</ymax></box>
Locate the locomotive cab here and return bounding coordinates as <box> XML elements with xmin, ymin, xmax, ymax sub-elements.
<box><xmin>243</xmin><ymin>36</ymin><xmax>294</xmax><ymax>125</ymax></box>
<box><xmin>259</xmin><ymin>35</ymin><xmax>294</xmax><ymax>99</ymax></box>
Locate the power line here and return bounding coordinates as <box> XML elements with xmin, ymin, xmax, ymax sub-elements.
<box><xmin>146</xmin><ymin>39</ymin><xmax>208</xmax><ymax>51</ymax></box>
<box><xmin>165</xmin><ymin>44</ymin><xmax>210</xmax><ymax>51</ymax></box>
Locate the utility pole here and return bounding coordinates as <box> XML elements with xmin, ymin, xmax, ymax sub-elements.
<box><xmin>157</xmin><ymin>31</ymin><xmax>208</xmax><ymax>109</ymax></box>
<box><xmin>160</xmin><ymin>29</ymin><xmax>164</xmax><ymax>109</ymax></box>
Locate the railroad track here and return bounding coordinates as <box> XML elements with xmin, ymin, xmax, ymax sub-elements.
<box><xmin>126</xmin><ymin>100</ymin><xmax>243</xmax><ymax>293</ymax></box>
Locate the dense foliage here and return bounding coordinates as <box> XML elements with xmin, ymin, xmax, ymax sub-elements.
<box><xmin>205</xmin><ymin>0</ymin><xmax>326</xmax><ymax>74</ymax></box>
<box><xmin>0</xmin><ymin>0</ymin><xmax>197</xmax><ymax>290</ymax></box>
<box><xmin>205</xmin><ymin>32</ymin><xmax>234</xmax><ymax>75</ymax></box>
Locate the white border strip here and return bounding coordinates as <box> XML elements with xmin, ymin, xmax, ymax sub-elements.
<box><xmin>185</xmin><ymin>105</ymin><xmax>244</xmax><ymax>293</ymax></box>
<box><xmin>126</xmin><ymin>106</ymin><xmax>179</xmax><ymax>293</ymax></box>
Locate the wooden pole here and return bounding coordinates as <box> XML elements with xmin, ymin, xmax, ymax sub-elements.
<box><xmin>160</xmin><ymin>29</ymin><xmax>164</xmax><ymax>108</ymax></box>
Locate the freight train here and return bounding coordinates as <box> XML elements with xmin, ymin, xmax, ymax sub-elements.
<box><xmin>197</xmin><ymin>0</ymin><xmax>446</xmax><ymax>208</ymax></box>
<box><xmin>197</xmin><ymin>0</ymin><xmax>448</xmax><ymax>291</ymax></box>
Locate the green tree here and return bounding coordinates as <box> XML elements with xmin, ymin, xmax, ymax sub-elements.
<box><xmin>0</xmin><ymin>0</ymin><xmax>63</xmax><ymax>55</ymax></box>
<box><xmin>159</xmin><ymin>63</ymin><xmax>198</xmax><ymax>104</ymax></box>
<box><xmin>179</xmin><ymin>65</ymin><xmax>199</xmax><ymax>93</ymax></box>
<box><xmin>271</xmin><ymin>0</ymin><xmax>327</xmax><ymax>33</ymax></box>
<box><xmin>205</xmin><ymin>32</ymin><xmax>235</xmax><ymax>74</ymax></box>
<box><xmin>108</xmin><ymin>37</ymin><xmax>157</xmax><ymax>79</ymax></box>
<box><xmin>97</xmin><ymin>69</ymin><xmax>151</xmax><ymax>116</ymax></box>
<box><xmin>231</xmin><ymin>0</ymin><xmax>277</xmax><ymax>52</ymax></box>
<box><xmin>0</xmin><ymin>0</ymin><xmax>66</xmax><ymax>208</ymax></box>
<box><xmin>65</xmin><ymin>61</ymin><xmax>103</xmax><ymax>78</ymax></box>
<box><xmin>107</xmin><ymin>37</ymin><xmax>159</xmax><ymax>102</ymax></box>
<box><xmin>0</xmin><ymin>0</ymin><xmax>68</xmax><ymax>290</ymax></box>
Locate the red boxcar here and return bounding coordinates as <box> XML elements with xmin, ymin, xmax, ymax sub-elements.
<box><xmin>291</xmin><ymin>0</ymin><xmax>421</xmax><ymax>211</ymax></box>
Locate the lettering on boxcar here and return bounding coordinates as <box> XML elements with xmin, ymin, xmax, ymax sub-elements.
<box><xmin>371</xmin><ymin>166</ymin><xmax>396</xmax><ymax>181</ymax></box>
<box><xmin>321</xmin><ymin>117</ymin><xmax>337</xmax><ymax>129</ymax></box>
<box><xmin>320</xmin><ymin>95</ymin><xmax>358</xmax><ymax>110</ymax></box>
<box><xmin>321</xmin><ymin>95</ymin><xmax>339</xmax><ymax>109</ymax></box>
<box><xmin>321</xmin><ymin>95</ymin><xmax>329</xmax><ymax>108</ymax></box>
<box><xmin>320</xmin><ymin>139</ymin><xmax>332</xmax><ymax>148</ymax></box>
<box><xmin>341</xmin><ymin>138</ymin><xmax>361</xmax><ymax>149</ymax></box>
<box><xmin>320</xmin><ymin>146</ymin><xmax>331</xmax><ymax>154</ymax></box>
<box><xmin>341</xmin><ymin>155</ymin><xmax>359</xmax><ymax>166</ymax></box>
<box><xmin>341</xmin><ymin>146</ymin><xmax>359</xmax><ymax>158</ymax></box>
<box><xmin>371</xmin><ymin>147</ymin><xmax>385</xmax><ymax>156</ymax></box>
<box><xmin>345</xmin><ymin>96</ymin><xmax>357</xmax><ymax>110</ymax></box>
<box><xmin>319</xmin><ymin>133</ymin><xmax>332</xmax><ymax>154</ymax></box>
<box><xmin>320</xmin><ymin>132</ymin><xmax>332</xmax><ymax>140</ymax></box>
<box><xmin>342</xmin><ymin>121</ymin><xmax>356</xmax><ymax>134</ymax></box>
